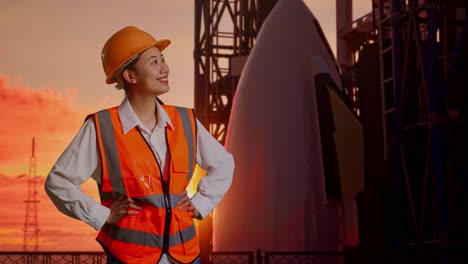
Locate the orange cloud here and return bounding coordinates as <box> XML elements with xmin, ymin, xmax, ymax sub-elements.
<box><xmin>0</xmin><ymin>73</ymin><xmax>104</xmax><ymax>251</ymax></box>
<box><xmin>0</xmin><ymin>73</ymin><xmax>90</xmax><ymax>176</ymax></box>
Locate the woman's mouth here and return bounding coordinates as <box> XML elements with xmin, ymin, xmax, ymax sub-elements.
<box><xmin>157</xmin><ymin>77</ymin><xmax>168</xmax><ymax>83</ymax></box>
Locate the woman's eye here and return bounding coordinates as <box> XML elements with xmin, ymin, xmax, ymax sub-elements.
<box><xmin>152</xmin><ymin>60</ymin><xmax>158</xmax><ymax>64</ymax></box>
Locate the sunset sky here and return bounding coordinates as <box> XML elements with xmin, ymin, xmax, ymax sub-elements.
<box><xmin>0</xmin><ymin>0</ymin><xmax>371</xmax><ymax>251</ymax></box>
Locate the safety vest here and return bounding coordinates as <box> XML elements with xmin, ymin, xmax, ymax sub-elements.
<box><xmin>93</xmin><ymin>105</ymin><xmax>199</xmax><ymax>264</ymax></box>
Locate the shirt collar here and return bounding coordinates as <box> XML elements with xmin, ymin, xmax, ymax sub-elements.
<box><xmin>118</xmin><ymin>96</ymin><xmax>174</xmax><ymax>134</ymax></box>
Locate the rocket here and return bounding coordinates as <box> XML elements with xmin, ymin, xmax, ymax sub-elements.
<box><xmin>214</xmin><ymin>0</ymin><xmax>364</xmax><ymax>251</ymax></box>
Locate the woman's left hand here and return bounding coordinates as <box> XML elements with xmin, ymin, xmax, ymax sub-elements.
<box><xmin>177</xmin><ymin>190</ymin><xmax>200</xmax><ymax>218</ymax></box>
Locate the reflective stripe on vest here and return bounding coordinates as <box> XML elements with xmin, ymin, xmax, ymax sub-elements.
<box><xmin>96</xmin><ymin>110</ymin><xmax>126</xmax><ymax>196</ymax></box>
<box><xmin>99</xmin><ymin>190</ymin><xmax>183</xmax><ymax>208</ymax></box>
<box><xmin>175</xmin><ymin>107</ymin><xmax>195</xmax><ymax>180</ymax></box>
<box><xmin>101</xmin><ymin>223</ymin><xmax>196</xmax><ymax>248</ymax></box>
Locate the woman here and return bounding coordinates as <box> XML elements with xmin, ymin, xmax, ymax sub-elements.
<box><xmin>45</xmin><ymin>26</ymin><xmax>235</xmax><ymax>264</ymax></box>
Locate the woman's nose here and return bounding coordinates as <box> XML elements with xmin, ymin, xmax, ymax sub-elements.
<box><xmin>161</xmin><ymin>62</ymin><xmax>169</xmax><ymax>74</ymax></box>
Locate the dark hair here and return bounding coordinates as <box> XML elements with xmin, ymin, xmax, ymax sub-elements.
<box><xmin>121</xmin><ymin>54</ymin><xmax>141</xmax><ymax>94</ymax></box>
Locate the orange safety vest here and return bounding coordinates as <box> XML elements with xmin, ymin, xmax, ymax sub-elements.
<box><xmin>93</xmin><ymin>105</ymin><xmax>199</xmax><ymax>264</ymax></box>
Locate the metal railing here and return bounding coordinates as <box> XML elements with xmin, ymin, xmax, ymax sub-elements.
<box><xmin>210</xmin><ymin>251</ymin><xmax>254</xmax><ymax>264</ymax></box>
<box><xmin>0</xmin><ymin>252</ymin><xmax>106</xmax><ymax>264</ymax></box>
<box><xmin>263</xmin><ymin>251</ymin><xmax>345</xmax><ymax>264</ymax></box>
<box><xmin>1</xmin><ymin>249</ymin><xmax>466</xmax><ymax>264</ymax></box>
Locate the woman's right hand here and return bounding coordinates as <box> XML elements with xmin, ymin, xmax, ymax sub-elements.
<box><xmin>106</xmin><ymin>195</ymin><xmax>142</xmax><ymax>224</ymax></box>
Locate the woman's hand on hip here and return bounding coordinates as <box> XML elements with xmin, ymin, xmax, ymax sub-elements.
<box><xmin>106</xmin><ymin>195</ymin><xmax>142</xmax><ymax>224</ymax></box>
<box><xmin>177</xmin><ymin>190</ymin><xmax>200</xmax><ymax>218</ymax></box>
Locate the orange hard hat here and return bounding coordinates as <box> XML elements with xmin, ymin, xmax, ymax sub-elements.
<box><xmin>101</xmin><ymin>26</ymin><xmax>171</xmax><ymax>84</ymax></box>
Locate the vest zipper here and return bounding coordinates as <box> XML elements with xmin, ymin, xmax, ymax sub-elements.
<box><xmin>136</xmin><ymin>128</ymin><xmax>172</xmax><ymax>253</ymax></box>
<box><xmin>162</xmin><ymin>131</ymin><xmax>172</xmax><ymax>254</ymax></box>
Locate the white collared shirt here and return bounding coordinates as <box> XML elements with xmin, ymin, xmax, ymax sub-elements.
<box><xmin>45</xmin><ymin>97</ymin><xmax>234</xmax><ymax>262</ymax></box>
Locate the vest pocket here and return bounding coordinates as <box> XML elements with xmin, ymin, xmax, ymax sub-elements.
<box><xmin>124</xmin><ymin>174</ymin><xmax>154</xmax><ymax>197</ymax></box>
<box><xmin>172</xmin><ymin>157</ymin><xmax>189</xmax><ymax>171</ymax></box>
<box><xmin>174</xmin><ymin>208</ymin><xmax>193</xmax><ymax>231</ymax></box>
<box><xmin>173</xmin><ymin>208</ymin><xmax>195</xmax><ymax>254</ymax></box>
<box><xmin>171</xmin><ymin>163</ymin><xmax>191</xmax><ymax>193</ymax></box>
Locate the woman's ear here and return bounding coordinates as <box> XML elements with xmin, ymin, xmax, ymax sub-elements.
<box><xmin>122</xmin><ymin>69</ymin><xmax>137</xmax><ymax>84</ymax></box>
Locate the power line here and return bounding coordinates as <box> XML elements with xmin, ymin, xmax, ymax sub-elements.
<box><xmin>23</xmin><ymin>137</ymin><xmax>40</xmax><ymax>252</ymax></box>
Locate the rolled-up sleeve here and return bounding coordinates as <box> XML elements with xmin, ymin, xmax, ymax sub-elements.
<box><xmin>44</xmin><ymin>118</ymin><xmax>110</xmax><ymax>230</ymax></box>
<box><xmin>190</xmin><ymin>119</ymin><xmax>235</xmax><ymax>219</ymax></box>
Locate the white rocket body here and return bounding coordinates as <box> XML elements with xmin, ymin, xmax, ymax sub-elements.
<box><xmin>213</xmin><ymin>0</ymin><xmax>362</xmax><ymax>251</ymax></box>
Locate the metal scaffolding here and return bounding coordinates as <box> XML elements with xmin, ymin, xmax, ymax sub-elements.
<box><xmin>374</xmin><ymin>0</ymin><xmax>467</xmax><ymax>248</ymax></box>
<box><xmin>194</xmin><ymin>0</ymin><xmax>262</xmax><ymax>144</ymax></box>
<box><xmin>347</xmin><ymin>0</ymin><xmax>466</xmax><ymax>250</ymax></box>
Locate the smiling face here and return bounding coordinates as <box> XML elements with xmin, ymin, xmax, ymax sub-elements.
<box><xmin>122</xmin><ymin>47</ymin><xmax>170</xmax><ymax>97</ymax></box>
